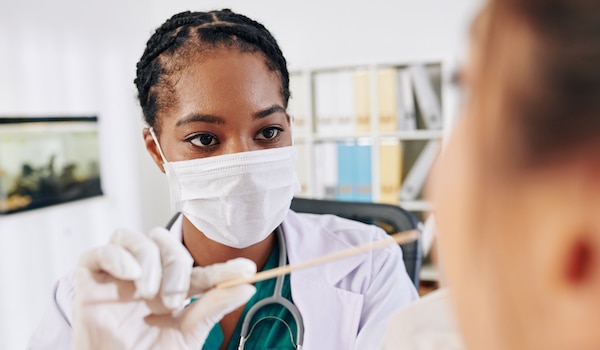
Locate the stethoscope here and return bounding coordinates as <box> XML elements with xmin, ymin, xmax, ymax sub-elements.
<box><xmin>238</xmin><ymin>225</ymin><xmax>305</xmax><ymax>350</ymax></box>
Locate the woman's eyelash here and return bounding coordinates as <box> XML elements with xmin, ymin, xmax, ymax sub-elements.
<box><xmin>185</xmin><ymin>133</ymin><xmax>219</xmax><ymax>147</ymax></box>
<box><xmin>259</xmin><ymin>126</ymin><xmax>284</xmax><ymax>139</ymax></box>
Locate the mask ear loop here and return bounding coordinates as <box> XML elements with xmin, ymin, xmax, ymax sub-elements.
<box><xmin>149</xmin><ymin>127</ymin><xmax>169</xmax><ymax>164</ymax></box>
<box><xmin>149</xmin><ymin>127</ymin><xmax>182</xmax><ymax>212</ymax></box>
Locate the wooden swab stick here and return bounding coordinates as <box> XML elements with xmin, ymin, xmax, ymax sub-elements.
<box><xmin>216</xmin><ymin>229</ymin><xmax>420</xmax><ymax>289</ymax></box>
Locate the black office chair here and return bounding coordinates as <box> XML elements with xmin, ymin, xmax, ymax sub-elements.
<box><xmin>290</xmin><ymin>197</ymin><xmax>422</xmax><ymax>288</ymax></box>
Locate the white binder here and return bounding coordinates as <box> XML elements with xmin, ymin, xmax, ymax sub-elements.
<box><xmin>397</xmin><ymin>68</ymin><xmax>417</xmax><ymax>130</ymax></box>
<box><xmin>399</xmin><ymin>139</ymin><xmax>440</xmax><ymax>200</ymax></box>
<box><xmin>313</xmin><ymin>71</ymin><xmax>337</xmax><ymax>137</ymax></box>
<box><xmin>288</xmin><ymin>73</ymin><xmax>309</xmax><ymax>137</ymax></box>
<box><xmin>409</xmin><ymin>64</ymin><xmax>443</xmax><ymax>130</ymax></box>
<box><xmin>335</xmin><ymin>70</ymin><xmax>356</xmax><ymax>135</ymax></box>
<box><xmin>313</xmin><ymin>141</ymin><xmax>338</xmax><ymax>199</ymax></box>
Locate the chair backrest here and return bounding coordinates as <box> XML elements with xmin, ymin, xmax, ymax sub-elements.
<box><xmin>290</xmin><ymin>197</ymin><xmax>422</xmax><ymax>288</ymax></box>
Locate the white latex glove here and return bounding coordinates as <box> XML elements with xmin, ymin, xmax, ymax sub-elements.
<box><xmin>72</xmin><ymin>227</ymin><xmax>257</xmax><ymax>350</ymax></box>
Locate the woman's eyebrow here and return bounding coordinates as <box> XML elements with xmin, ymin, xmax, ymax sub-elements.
<box><xmin>175</xmin><ymin>114</ymin><xmax>225</xmax><ymax>127</ymax></box>
<box><xmin>253</xmin><ymin>105</ymin><xmax>286</xmax><ymax>119</ymax></box>
<box><xmin>175</xmin><ymin>105</ymin><xmax>286</xmax><ymax>127</ymax></box>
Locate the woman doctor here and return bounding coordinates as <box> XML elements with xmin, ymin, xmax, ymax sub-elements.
<box><xmin>28</xmin><ymin>9</ymin><xmax>418</xmax><ymax>350</ymax></box>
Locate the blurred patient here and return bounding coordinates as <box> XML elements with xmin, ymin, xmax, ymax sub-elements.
<box><xmin>385</xmin><ymin>0</ymin><xmax>600</xmax><ymax>349</ymax></box>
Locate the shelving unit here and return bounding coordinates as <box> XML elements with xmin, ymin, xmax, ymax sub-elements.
<box><xmin>289</xmin><ymin>61</ymin><xmax>445</xmax><ymax>222</ymax></box>
<box><xmin>288</xmin><ymin>62</ymin><xmax>448</xmax><ymax>289</ymax></box>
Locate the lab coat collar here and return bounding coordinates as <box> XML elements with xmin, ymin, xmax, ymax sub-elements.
<box><xmin>282</xmin><ymin>210</ymin><xmax>367</xmax><ymax>286</ymax></box>
<box><xmin>170</xmin><ymin>211</ymin><xmax>367</xmax><ymax>285</ymax></box>
<box><xmin>169</xmin><ymin>211</ymin><xmax>367</xmax><ymax>285</ymax></box>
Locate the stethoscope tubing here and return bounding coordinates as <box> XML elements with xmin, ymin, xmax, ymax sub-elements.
<box><xmin>238</xmin><ymin>225</ymin><xmax>305</xmax><ymax>349</ymax></box>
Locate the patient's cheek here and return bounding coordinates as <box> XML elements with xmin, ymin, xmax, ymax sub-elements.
<box><xmin>430</xmin><ymin>125</ymin><xmax>479</xmax><ymax>264</ymax></box>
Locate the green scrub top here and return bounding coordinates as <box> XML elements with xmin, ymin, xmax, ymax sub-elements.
<box><xmin>202</xmin><ymin>239</ymin><xmax>298</xmax><ymax>350</ymax></box>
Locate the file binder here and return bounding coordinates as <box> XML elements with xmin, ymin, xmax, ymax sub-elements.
<box><xmin>336</xmin><ymin>70</ymin><xmax>357</xmax><ymax>135</ymax></box>
<box><xmin>397</xmin><ymin>68</ymin><xmax>417</xmax><ymax>131</ymax></box>
<box><xmin>313</xmin><ymin>71</ymin><xmax>337</xmax><ymax>136</ymax></box>
<box><xmin>288</xmin><ymin>73</ymin><xmax>309</xmax><ymax>137</ymax></box>
<box><xmin>409</xmin><ymin>64</ymin><xmax>443</xmax><ymax>130</ymax></box>
<box><xmin>400</xmin><ymin>139</ymin><xmax>440</xmax><ymax>201</ymax></box>
<box><xmin>378</xmin><ymin>140</ymin><xmax>403</xmax><ymax>204</ymax></box>
<box><xmin>377</xmin><ymin>67</ymin><xmax>399</xmax><ymax>132</ymax></box>
<box><xmin>355</xmin><ymin>140</ymin><xmax>372</xmax><ymax>202</ymax></box>
<box><xmin>313</xmin><ymin>142</ymin><xmax>338</xmax><ymax>199</ymax></box>
<box><xmin>336</xmin><ymin>141</ymin><xmax>356</xmax><ymax>201</ymax></box>
<box><xmin>294</xmin><ymin>142</ymin><xmax>311</xmax><ymax>196</ymax></box>
<box><xmin>354</xmin><ymin>68</ymin><xmax>371</xmax><ymax>133</ymax></box>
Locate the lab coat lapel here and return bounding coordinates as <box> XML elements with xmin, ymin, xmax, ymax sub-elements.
<box><xmin>283</xmin><ymin>211</ymin><xmax>366</xmax><ymax>285</ymax></box>
<box><xmin>282</xmin><ymin>211</ymin><xmax>366</xmax><ymax>349</ymax></box>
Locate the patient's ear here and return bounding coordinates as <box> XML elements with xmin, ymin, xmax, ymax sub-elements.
<box><xmin>554</xmin><ymin>165</ymin><xmax>600</xmax><ymax>293</ymax></box>
<box><xmin>546</xmin><ymin>226</ymin><xmax>600</xmax><ymax>347</ymax></box>
<box><xmin>532</xmin><ymin>163</ymin><xmax>600</xmax><ymax>347</ymax></box>
<box><xmin>563</xmin><ymin>234</ymin><xmax>596</xmax><ymax>286</ymax></box>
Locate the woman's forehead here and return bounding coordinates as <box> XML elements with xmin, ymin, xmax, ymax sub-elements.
<box><xmin>157</xmin><ymin>50</ymin><xmax>284</xmax><ymax>123</ymax></box>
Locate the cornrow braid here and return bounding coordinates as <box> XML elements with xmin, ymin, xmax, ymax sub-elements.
<box><xmin>134</xmin><ymin>9</ymin><xmax>290</xmax><ymax>129</ymax></box>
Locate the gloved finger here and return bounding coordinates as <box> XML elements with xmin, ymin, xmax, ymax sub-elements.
<box><xmin>179</xmin><ymin>284</ymin><xmax>256</xmax><ymax>343</ymax></box>
<box><xmin>110</xmin><ymin>228</ymin><xmax>161</xmax><ymax>299</ymax></box>
<box><xmin>148</xmin><ymin>226</ymin><xmax>193</xmax><ymax>310</ymax></box>
<box><xmin>187</xmin><ymin>258</ymin><xmax>257</xmax><ymax>298</ymax></box>
<box><xmin>78</xmin><ymin>244</ymin><xmax>141</xmax><ymax>280</ymax></box>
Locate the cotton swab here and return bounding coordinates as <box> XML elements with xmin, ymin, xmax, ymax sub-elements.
<box><xmin>215</xmin><ymin>229</ymin><xmax>420</xmax><ymax>289</ymax></box>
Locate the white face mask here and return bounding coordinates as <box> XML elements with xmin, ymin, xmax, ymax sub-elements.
<box><xmin>149</xmin><ymin>128</ymin><xmax>300</xmax><ymax>248</ymax></box>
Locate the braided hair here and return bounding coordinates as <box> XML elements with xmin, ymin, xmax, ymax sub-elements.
<box><xmin>134</xmin><ymin>9</ymin><xmax>290</xmax><ymax>130</ymax></box>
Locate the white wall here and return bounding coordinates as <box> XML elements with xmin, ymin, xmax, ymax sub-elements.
<box><xmin>0</xmin><ymin>1</ymin><xmax>153</xmax><ymax>348</ymax></box>
<box><xmin>0</xmin><ymin>0</ymin><xmax>482</xmax><ymax>348</ymax></box>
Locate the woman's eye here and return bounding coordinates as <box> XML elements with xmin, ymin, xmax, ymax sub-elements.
<box><xmin>188</xmin><ymin>133</ymin><xmax>218</xmax><ymax>147</ymax></box>
<box><xmin>257</xmin><ymin>126</ymin><xmax>283</xmax><ymax>140</ymax></box>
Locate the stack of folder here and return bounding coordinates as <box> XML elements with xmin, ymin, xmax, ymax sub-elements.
<box><xmin>290</xmin><ymin>63</ymin><xmax>443</xmax><ymax>206</ymax></box>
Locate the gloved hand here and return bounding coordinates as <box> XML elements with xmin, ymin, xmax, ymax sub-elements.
<box><xmin>72</xmin><ymin>227</ymin><xmax>257</xmax><ymax>350</ymax></box>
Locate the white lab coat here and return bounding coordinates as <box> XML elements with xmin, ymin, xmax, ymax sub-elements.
<box><xmin>28</xmin><ymin>210</ymin><xmax>419</xmax><ymax>350</ymax></box>
<box><xmin>381</xmin><ymin>288</ymin><xmax>466</xmax><ymax>350</ymax></box>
